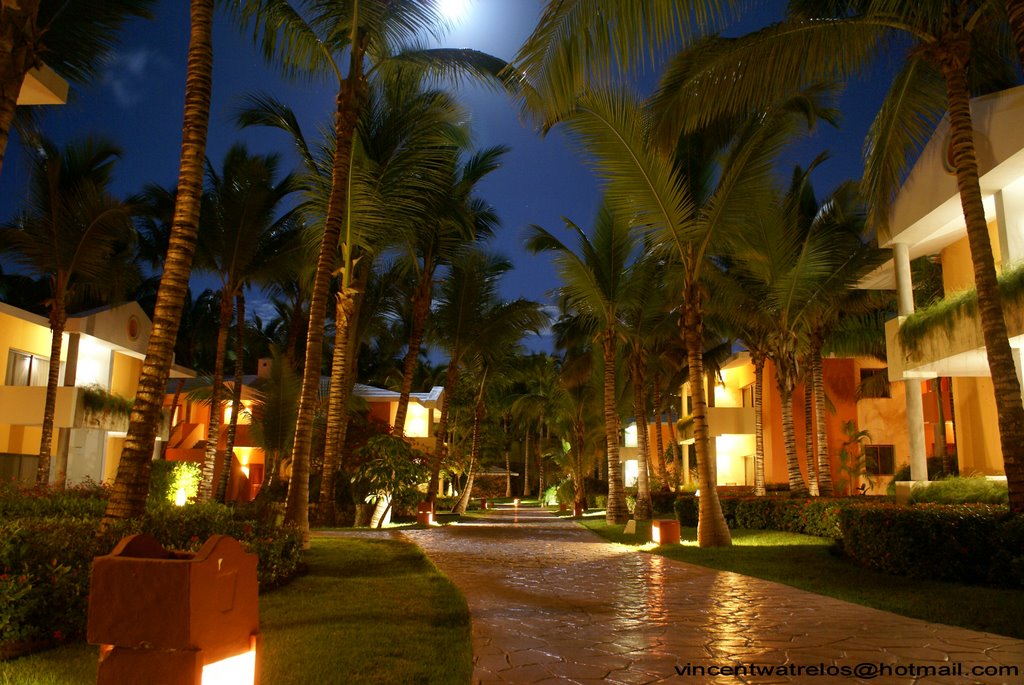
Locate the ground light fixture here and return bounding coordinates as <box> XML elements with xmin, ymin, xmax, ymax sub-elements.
<box><xmin>88</xmin><ymin>534</ymin><xmax>260</xmax><ymax>684</ymax></box>
<box><xmin>651</xmin><ymin>520</ymin><xmax>681</xmax><ymax>545</ymax></box>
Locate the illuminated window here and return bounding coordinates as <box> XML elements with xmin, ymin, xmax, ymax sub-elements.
<box><xmin>5</xmin><ymin>350</ymin><xmax>49</xmax><ymax>387</ymax></box>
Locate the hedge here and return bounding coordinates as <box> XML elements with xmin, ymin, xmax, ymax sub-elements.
<box><xmin>0</xmin><ymin>493</ymin><xmax>303</xmax><ymax>654</ymax></box>
<box><xmin>673</xmin><ymin>495</ymin><xmax>866</xmax><ymax>539</ymax></box>
<box><xmin>838</xmin><ymin>503</ymin><xmax>1024</xmax><ymax>586</ymax></box>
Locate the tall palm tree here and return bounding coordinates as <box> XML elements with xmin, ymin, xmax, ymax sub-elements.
<box><xmin>427</xmin><ymin>250</ymin><xmax>547</xmax><ymax>506</ymax></box>
<box><xmin>0</xmin><ymin>0</ymin><xmax>154</xmax><ymax>175</ymax></box>
<box><xmin>649</xmin><ymin>0</ymin><xmax>1024</xmax><ymax>512</ymax></box>
<box><xmin>527</xmin><ymin>204</ymin><xmax>646</xmax><ymax>524</ymax></box>
<box><xmin>392</xmin><ymin>144</ymin><xmax>505</xmax><ymax>434</ymax></box>
<box><xmin>558</xmin><ymin>87</ymin><xmax>832</xmax><ymax>543</ymax></box>
<box><xmin>232</xmin><ymin>0</ymin><xmax>511</xmax><ymax>538</ymax></box>
<box><xmin>104</xmin><ymin>0</ymin><xmax>214</xmax><ymax>526</ymax></box>
<box><xmin>0</xmin><ymin>136</ymin><xmax>137</xmax><ymax>485</ymax></box>
<box><xmin>192</xmin><ymin>144</ymin><xmax>299</xmax><ymax>502</ymax></box>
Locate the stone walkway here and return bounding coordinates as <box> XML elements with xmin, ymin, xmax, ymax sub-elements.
<box><xmin>402</xmin><ymin>504</ymin><xmax>1024</xmax><ymax>685</ymax></box>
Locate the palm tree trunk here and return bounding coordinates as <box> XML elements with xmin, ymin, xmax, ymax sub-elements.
<box><xmin>631</xmin><ymin>362</ymin><xmax>653</xmax><ymax>520</ymax></box>
<box><xmin>522</xmin><ymin>429</ymin><xmax>532</xmax><ymax>497</ymax></box>
<box><xmin>779</xmin><ymin>385</ymin><xmax>808</xmax><ymax>495</ymax></box>
<box><xmin>285</xmin><ymin>40</ymin><xmax>368</xmax><ymax>539</ymax></box>
<box><xmin>217</xmin><ymin>292</ymin><xmax>246</xmax><ymax>502</ymax></box>
<box><xmin>453</xmin><ymin>394</ymin><xmax>485</xmax><ymax>514</ymax></box>
<box><xmin>811</xmin><ymin>340</ymin><xmax>832</xmax><ymax>496</ymax></box>
<box><xmin>36</xmin><ymin>302</ymin><xmax>66</xmax><ymax>485</ymax></box>
<box><xmin>803</xmin><ymin>369</ymin><xmax>818</xmax><ymax>496</ymax></box>
<box><xmin>426</xmin><ymin>363</ymin><xmax>459</xmax><ymax>506</ymax></box>
<box><xmin>938</xmin><ymin>45</ymin><xmax>1024</xmax><ymax>513</ymax></box>
<box><xmin>652</xmin><ymin>378</ymin><xmax>667</xmax><ymax>486</ymax></box>
<box><xmin>503</xmin><ymin>416</ymin><xmax>512</xmax><ymax>497</ymax></box>
<box><xmin>102</xmin><ymin>0</ymin><xmax>214</xmax><ymax>528</ymax></box>
<box><xmin>753</xmin><ymin>353</ymin><xmax>766</xmax><ymax>496</ymax></box>
<box><xmin>601</xmin><ymin>331</ymin><xmax>628</xmax><ymax>524</ymax></box>
<box><xmin>682</xmin><ymin>286</ymin><xmax>731</xmax><ymax>546</ymax></box>
<box><xmin>0</xmin><ymin>0</ymin><xmax>40</xmax><ymax>176</ymax></box>
<box><xmin>318</xmin><ymin>287</ymin><xmax>357</xmax><ymax>525</ymax></box>
<box><xmin>394</xmin><ymin>268</ymin><xmax>433</xmax><ymax>433</ymax></box>
<box><xmin>199</xmin><ymin>291</ymin><xmax>232</xmax><ymax>502</ymax></box>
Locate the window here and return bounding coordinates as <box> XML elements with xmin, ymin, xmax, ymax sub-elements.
<box><xmin>741</xmin><ymin>384</ymin><xmax>754</xmax><ymax>408</ymax></box>
<box><xmin>864</xmin><ymin>445</ymin><xmax>895</xmax><ymax>476</ymax></box>
<box><xmin>859</xmin><ymin>368</ymin><xmax>891</xmax><ymax>399</ymax></box>
<box><xmin>5</xmin><ymin>350</ymin><xmax>49</xmax><ymax>387</ymax></box>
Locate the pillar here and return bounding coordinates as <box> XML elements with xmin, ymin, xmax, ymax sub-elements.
<box><xmin>894</xmin><ymin>244</ymin><xmax>929</xmax><ymax>482</ymax></box>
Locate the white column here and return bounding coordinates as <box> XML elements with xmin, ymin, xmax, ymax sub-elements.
<box><xmin>995</xmin><ymin>184</ymin><xmax>1024</xmax><ymax>268</ymax></box>
<box><xmin>894</xmin><ymin>244</ymin><xmax>929</xmax><ymax>482</ymax></box>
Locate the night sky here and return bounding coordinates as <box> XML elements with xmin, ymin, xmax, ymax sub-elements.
<box><xmin>0</xmin><ymin>1</ymin><xmax>892</xmax><ymax>336</ymax></box>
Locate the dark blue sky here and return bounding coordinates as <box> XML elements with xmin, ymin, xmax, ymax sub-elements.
<box><xmin>0</xmin><ymin>1</ymin><xmax>890</xmax><ymax>322</ymax></box>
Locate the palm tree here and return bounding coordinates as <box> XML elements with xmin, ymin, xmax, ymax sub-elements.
<box><xmin>427</xmin><ymin>250</ymin><xmax>547</xmax><ymax>506</ymax></box>
<box><xmin>0</xmin><ymin>0</ymin><xmax>154</xmax><ymax>175</ymax></box>
<box><xmin>449</xmin><ymin>289</ymin><xmax>547</xmax><ymax>514</ymax></box>
<box><xmin>232</xmin><ymin>0</ymin><xmax>511</xmax><ymax>538</ymax></box>
<box><xmin>103</xmin><ymin>0</ymin><xmax>214</xmax><ymax>526</ymax></box>
<box><xmin>392</xmin><ymin>144</ymin><xmax>505</xmax><ymax>434</ymax></box>
<box><xmin>192</xmin><ymin>144</ymin><xmax>299</xmax><ymax>502</ymax></box>
<box><xmin>527</xmin><ymin>204</ymin><xmax>646</xmax><ymax>524</ymax></box>
<box><xmin>648</xmin><ymin>0</ymin><xmax>1024</xmax><ymax>512</ymax></box>
<box><xmin>0</xmin><ymin>136</ymin><xmax>137</xmax><ymax>485</ymax></box>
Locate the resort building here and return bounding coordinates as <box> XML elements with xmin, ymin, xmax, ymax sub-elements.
<box><xmin>162</xmin><ymin>358</ymin><xmax>444</xmax><ymax>503</ymax></box>
<box><xmin>675</xmin><ymin>353</ymin><xmax>952</xmax><ymax>494</ymax></box>
<box><xmin>859</xmin><ymin>84</ymin><xmax>1024</xmax><ymax>481</ymax></box>
<box><xmin>0</xmin><ymin>301</ymin><xmax>192</xmax><ymax>485</ymax></box>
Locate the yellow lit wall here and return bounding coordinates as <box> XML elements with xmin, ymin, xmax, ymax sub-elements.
<box><xmin>0</xmin><ymin>308</ymin><xmax>62</xmax><ymax>374</ymax></box>
<box><xmin>110</xmin><ymin>352</ymin><xmax>142</xmax><ymax>398</ymax></box>
<box><xmin>715</xmin><ymin>434</ymin><xmax>754</xmax><ymax>486</ymax></box>
<box><xmin>403</xmin><ymin>402</ymin><xmax>431</xmax><ymax>438</ymax></box>
<box><xmin>939</xmin><ymin>227</ymin><xmax>1006</xmax><ymax>476</ymax></box>
<box><xmin>952</xmin><ymin>376</ymin><xmax>1003</xmax><ymax>474</ymax></box>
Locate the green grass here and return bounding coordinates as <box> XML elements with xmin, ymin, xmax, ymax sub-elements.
<box><xmin>581</xmin><ymin>520</ymin><xmax>1024</xmax><ymax>639</ymax></box>
<box><xmin>1</xmin><ymin>537</ymin><xmax>471</xmax><ymax>685</ymax></box>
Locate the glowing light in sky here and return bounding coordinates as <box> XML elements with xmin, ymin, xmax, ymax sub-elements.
<box><xmin>439</xmin><ymin>0</ymin><xmax>469</xmax><ymax>21</ymax></box>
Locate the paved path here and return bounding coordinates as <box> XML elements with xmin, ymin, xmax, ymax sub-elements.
<box><xmin>402</xmin><ymin>504</ymin><xmax>1024</xmax><ymax>685</ymax></box>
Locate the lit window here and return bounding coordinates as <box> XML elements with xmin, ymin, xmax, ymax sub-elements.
<box><xmin>5</xmin><ymin>350</ymin><xmax>49</xmax><ymax>387</ymax></box>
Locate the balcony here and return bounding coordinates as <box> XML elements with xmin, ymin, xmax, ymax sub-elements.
<box><xmin>679</xmin><ymin>406</ymin><xmax>755</xmax><ymax>441</ymax></box>
<box><xmin>0</xmin><ymin>385</ymin><xmax>129</xmax><ymax>431</ymax></box>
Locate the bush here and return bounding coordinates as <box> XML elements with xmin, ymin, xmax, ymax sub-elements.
<box><xmin>0</xmin><ymin>491</ymin><xmax>304</xmax><ymax>653</ymax></box>
<box><xmin>0</xmin><ymin>480</ymin><xmax>108</xmax><ymax>519</ymax></box>
<box><xmin>148</xmin><ymin>460</ymin><xmax>202</xmax><ymax>505</ymax></box>
<box><xmin>650</xmin><ymin>489</ymin><xmax>677</xmax><ymax>514</ymax></box>
<box><xmin>838</xmin><ymin>503</ymin><xmax>1023</xmax><ymax>586</ymax></box>
<box><xmin>674</xmin><ymin>494</ymin><xmax>868</xmax><ymax>540</ymax></box>
<box><xmin>909</xmin><ymin>475</ymin><xmax>1008</xmax><ymax>505</ymax></box>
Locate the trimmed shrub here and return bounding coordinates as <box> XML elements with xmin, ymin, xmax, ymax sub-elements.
<box><xmin>0</xmin><ymin>489</ymin><xmax>304</xmax><ymax>653</ymax></box>
<box><xmin>650</xmin><ymin>489</ymin><xmax>676</xmax><ymax>514</ymax></box>
<box><xmin>675</xmin><ymin>494</ymin><xmax>872</xmax><ymax>540</ymax></box>
<box><xmin>838</xmin><ymin>503</ymin><xmax>1023</xmax><ymax>586</ymax></box>
<box><xmin>674</xmin><ymin>495</ymin><xmax>698</xmax><ymax>527</ymax></box>
<box><xmin>909</xmin><ymin>476</ymin><xmax>1008</xmax><ymax>505</ymax></box>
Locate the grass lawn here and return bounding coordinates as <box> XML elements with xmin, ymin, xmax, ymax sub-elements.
<box><xmin>581</xmin><ymin>519</ymin><xmax>1024</xmax><ymax>640</ymax></box>
<box><xmin>0</xmin><ymin>536</ymin><xmax>471</xmax><ymax>685</ymax></box>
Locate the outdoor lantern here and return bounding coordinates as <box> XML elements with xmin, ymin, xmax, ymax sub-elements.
<box><xmin>651</xmin><ymin>519</ymin><xmax>681</xmax><ymax>545</ymax></box>
<box><xmin>416</xmin><ymin>501</ymin><xmax>434</xmax><ymax>526</ymax></box>
<box><xmin>88</xmin><ymin>533</ymin><xmax>260</xmax><ymax>685</ymax></box>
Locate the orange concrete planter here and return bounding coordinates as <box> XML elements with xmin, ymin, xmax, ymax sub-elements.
<box><xmin>651</xmin><ymin>519</ymin><xmax>680</xmax><ymax>545</ymax></box>
<box><xmin>416</xmin><ymin>501</ymin><xmax>434</xmax><ymax>526</ymax></box>
<box><xmin>88</xmin><ymin>534</ymin><xmax>260</xmax><ymax>684</ymax></box>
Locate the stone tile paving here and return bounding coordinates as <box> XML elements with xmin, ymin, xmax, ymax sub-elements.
<box><xmin>401</xmin><ymin>504</ymin><xmax>1024</xmax><ymax>685</ymax></box>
